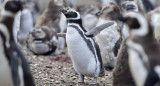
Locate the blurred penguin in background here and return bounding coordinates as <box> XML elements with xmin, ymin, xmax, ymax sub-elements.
<box><xmin>82</xmin><ymin>8</ymin><xmax>99</xmax><ymax>31</ymax></box>
<box><xmin>124</xmin><ymin>12</ymin><xmax>160</xmax><ymax>86</ymax></box>
<box><xmin>27</xmin><ymin>0</ymin><xmax>63</xmax><ymax>55</ymax></box>
<box><xmin>95</xmin><ymin>2</ymin><xmax>121</xmax><ymax>69</ymax></box>
<box><xmin>147</xmin><ymin>6</ymin><xmax>160</xmax><ymax>43</ymax></box>
<box><xmin>17</xmin><ymin>4</ymin><xmax>34</xmax><ymax>46</ymax></box>
<box><xmin>0</xmin><ymin>0</ymin><xmax>35</xmax><ymax>86</ymax></box>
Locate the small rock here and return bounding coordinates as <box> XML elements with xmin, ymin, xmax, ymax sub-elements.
<box><xmin>55</xmin><ymin>81</ymin><xmax>60</xmax><ymax>84</ymax></box>
<box><xmin>46</xmin><ymin>66</ymin><xmax>52</xmax><ymax>68</ymax></box>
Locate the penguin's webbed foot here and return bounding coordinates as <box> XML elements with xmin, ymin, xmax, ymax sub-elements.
<box><xmin>78</xmin><ymin>74</ymin><xmax>84</xmax><ymax>83</ymax></box>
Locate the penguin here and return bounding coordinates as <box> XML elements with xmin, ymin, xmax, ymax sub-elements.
<box><xmin>147</xmin><ymin>6</ymin><xmax>160</xmax><ymax>42</ymax></box>
<box><xmin>113</xmin><ymin>39</ymin><xmax>135</xmax><ymax>86</ymax></box>
<box><xmin>82</xmin><ymin>9</ymin><xmax>99</xmax><ymax>31</ymax></box>
<box><xmin>17</xmin><ymin>6</ymin><xmax>34</xmax><ymax>46</ymax></box>
<box><xmin>60</xmin><ymin>7</ymin><xmax>105</xmax><ymax>84</ymax></box>
<box><xmin>111</xmin><ymin>7</ymin><xmax>138</xmax><ymax>86</ymax></box>
<box><xmin>27</xmin><ymin>0</ymin><xmax>63</xmax><ymax>55</ymax></box>
<box><xmin>123</xmin><ymin>12</ymin><xmax>160</xmax><ymax>86</ymax></box>
<box><xmin>120</xmin><ymin>0</ymin><xmax>140</xmax><ymax>40</ymax></box>
<box><xmin>34</xmin><ymin>0</ymin><xmax>63</xmax><ymax>30</ymax></box>
<box><xmin>0</xmin><ymin>0</ymin><xmax>35</xmax><ymax>86</ymax></box>
<box><xmin>28</xmin><ymin>26</ymin><xmax>57</xmax><ymax>55</ymax></box>
<box><xmin>95</xmin><ymin>2</ymin><xmax>121</xmax><ymax>69</ymax></box>
<box><xmin>58</xmin><ymin>13</ymin><xmax>67</xmax><ymax>50</ymax></box>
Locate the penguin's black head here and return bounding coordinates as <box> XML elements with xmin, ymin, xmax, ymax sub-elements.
<box><xmin>121</xmin><ymin>12</ymin><xmax>149</xmax><ymax>37</ymax></box>
<box><xmin>121</xmin><ymin>1</ymin><xmax>138</xmax><ymax>12</ymax></box>
<box><xmin>4</xmin><ymin>1</ymin><xmax>24</xmax><ymax>14</ymax></box>
<box><xmin>60</xmin><ymin>7</ymin><xmax>80</xmax><ymax>20</ymax></box>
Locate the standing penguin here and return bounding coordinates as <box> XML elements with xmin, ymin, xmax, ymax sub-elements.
<box><xmin>124</xmin><ymin>12</ymin><xmax>160</xmax><ymax>86</ymax></box>
<box><xmin>60</xmin><ymin>7</ymin><xmax>105</xmax><ymax>84</ymax></box>
<box><xmin>17</xmin><ymin>6</ymin><xmax>34</xmax><ymax>46</ymax></box>
<box><xmin>95</xmin><ymin>2</ymin><xmax>121</xmax><ymax>69</ymax></box>
<box><xmin>0</xmin><ymin>1</ymin><xmax>35</xmax><ymax>86</ymax></box>
<box><xmin>113</xmin><ymin>39</ymin><xmax>136</xmax><ymax>86</ymax></box>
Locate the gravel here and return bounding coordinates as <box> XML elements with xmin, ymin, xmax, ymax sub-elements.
<box><xmin>24</xmin><ymin>48</ymin><xmax>113</xmax><ymax>86</ymax></box>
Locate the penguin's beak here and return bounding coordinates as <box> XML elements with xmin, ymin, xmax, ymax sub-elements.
<box><xmin>59</xmin><ymin>9</ymin><xmax>67</xmax><ymax>14</ymax></box>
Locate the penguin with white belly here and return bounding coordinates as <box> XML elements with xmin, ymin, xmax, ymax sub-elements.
<box><xmin>59</xmin><ymin>7</ymin><xmax>114</xmax><ymax>84</ymax></box>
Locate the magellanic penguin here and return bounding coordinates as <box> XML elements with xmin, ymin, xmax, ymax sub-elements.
<box><xmin>120</xmin><ymin>0</ymin><xmax>139</xmax><ymax>40</ymax></box>
<box><xmin>0</xmin><ymin>0</ymin><xmax>35</xmax><ymax>86</ymax></box>
<box><xmin>95</xmin><ymin>2</ymin><xmax>121</xmax><ymax>69</ymax></box>
<box><xmin>112</xmin><ymin>3</ymin><xmax>139</xmax><ymax>86</ymax></box>
<box><xmin>17</xmin><ymin>5</ymin><xmax>34</xmax><ymax>46</ymax></box>
<box><xmin>113</xmin><ymin>39</ymin><xmax>136</xmax><ymax>86</ymax></box>
<box><xmin>123</xmin><ymin>12</ymin><xmax>160</xmax><ymax>86</ymax></box>
<box><xmin>60</xmin><ymin>7</ymin><xmax>114</xmax><ymax>84</ymax></box>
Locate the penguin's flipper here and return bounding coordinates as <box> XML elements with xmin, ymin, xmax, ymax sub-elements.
<box><xmin>9</xmin><ymin>49</ymin><xmax>19</xmax><ymax>86</ymax></box>
<box><xmin>85</xmin><ymin>22</ymin><xmax>114</xmax><ymax>37</ymax></box>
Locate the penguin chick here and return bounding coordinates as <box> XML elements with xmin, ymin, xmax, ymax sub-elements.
<box><xmin>95</xmin><ymin>2</ymin><xmax>121</xmax><ymax>69</ymax></box>
<box><xmin>60</xmin><ymin>7</ymin><xmax>105</xmax><ymax>84</ymax></box>
<box><xmin>28</xmin><ymin>26</ymin><xmax>57</xmax><ymax>55</ymax></box>
<box><xmin>31</xmin><ymin>26</ymin><xmax>54</xmax><ymax>42</ymax></box>
<box><xmin>0</xmin><ymin>1</ymin><xmax>35</xmax><ymax>86</ymax></box>
<box><xmin>124</xmin><ymin>12</ymin><xmax>160</xmax><ymax>86</ymax></box>
<box><xmin>27</xmin><ymin>0</ymin><xmax>63</xmax><ymax>55</ymax></box>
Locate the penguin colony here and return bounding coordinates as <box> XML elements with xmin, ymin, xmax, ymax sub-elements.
<box><xmin>1</xmin><ymin>0</ymin><xmax>160</xmax><ymax>86</ymax></box>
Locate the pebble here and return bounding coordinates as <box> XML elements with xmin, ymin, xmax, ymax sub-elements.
<box><xmin>55</xmin><ymin>81</ymin><xmax>60</xmax><ymax>84</ymax></box>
